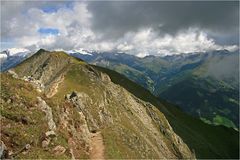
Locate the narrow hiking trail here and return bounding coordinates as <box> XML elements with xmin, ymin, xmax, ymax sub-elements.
<box><xmin>90</xmin><ymin>132</ymin><xmax>105</xmax><ymax>159</ymax></box>
<box><xmin>46</xmin><ymin>75</ymin><xmax>64</xmax><ymax>98</ymax></box>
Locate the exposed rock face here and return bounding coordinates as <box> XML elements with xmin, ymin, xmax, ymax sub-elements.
<box><xmin>0</xmin><ymin>141</ymin><xmax>9</xmax><ymax>159</ymax></box>
<box><xmin>1</xmin><ymin>50</ymin><xmax>195</xmax><ymax>159</ymax></box>
<box><xmin>52</xmin><ymin>145</ymin><xmax>66</xmax><ymax>155</ymax></box>
<box><xmin>66</xmin><ymin>91</ymin><xmax>101</xmax><ymax>132</ymax></box>
<box><xmin>7</xmin><ymin>69</ymin><xmax>45</xmax><ymax>92</ymax></box>
<box><xmin>37</xmin><ymin>97</ymin><xmax>56</xmax><ymax>131</ymax></box>
<box><xmin>7</xmin><ymin>70</ymin><xmax>18</xmax><ymax>78</ymax></box>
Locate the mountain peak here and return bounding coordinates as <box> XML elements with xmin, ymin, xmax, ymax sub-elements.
<box><xmin>36</xmin><ymin>48</ymin><xmax>47</xmax><ymax>53</ymax></box>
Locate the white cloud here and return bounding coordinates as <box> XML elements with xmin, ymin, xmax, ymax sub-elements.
<box><xmin>1</xmin><ymin>1</ymin><xmax>238</xmax><ymax>56</ymax></box>
<box><xmin>5</xmin><ymin>48</ymin><xmax>30</xmax><ymax>56</ymax></box>
<box><xmin>109</xmin><ymin>28</ymin><xmax>238</xmax><ymax>57</ymax></box>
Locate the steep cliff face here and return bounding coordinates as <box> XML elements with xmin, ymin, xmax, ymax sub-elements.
<box><xmin>0</xmin><ymin>50</ymin><xmax>194</xmax><ymax>159</ymax></box>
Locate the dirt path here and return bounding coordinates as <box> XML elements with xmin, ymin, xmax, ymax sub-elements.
<box><xmin>89</xmin><ymin>132</ymin><xmax>105</xmax><ymax>159</ymax></box>
<box><xmin>46</xmin><ymin>75</ymin><xmax>64</xmax><ymax>98</ymax></box>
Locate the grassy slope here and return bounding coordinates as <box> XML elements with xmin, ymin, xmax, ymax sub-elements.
<box><xmin>93</xmin><ymin>65</ymin><xmax>239</xmax><ymax>159</ymax></box>
<box><xmin>160</xmin><ymin>76</ymin><xmax>239</xmax><ymax>129</ymax></box>
<box><xmin>0</xmin><ymin>74</ymin><xmax>71</xmax><ymax>159</ymax></box>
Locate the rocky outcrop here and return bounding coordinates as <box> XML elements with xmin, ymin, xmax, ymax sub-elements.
<box><xmin>37</xmin><ymin>97</ymin><xmax>56</xmax><ymax>131</ymax></box>
<box><xmin>66</xmin><ymin>92</ymin><xmax>99</xmax><ymax>132</ymax></box>
<box><xmin>7</xmin><ymin>70</ymin><xmax>18</xmax><ymax>79</ymax></box>
<box><xmin>58</xmin><ymin>100</ymin><xmax>92</xmax><ymax>158</ymax></box>
<box><xmin>7</xmin><ymin>69</ymin><xmax>45</xmax><ymax>92</ymax></box>
<box><xmin>100</xmin><ymin>72</ymin><xmax>111</xmax><ymax>83</ymax></box>
<box><xmin>0</xmin><ymin>141</ymin><xmax>9</xmax><ymax>159</ymax></box>
<box><xmin>52</xmin><ymin>145</ymin><xmax>66</xmax><ymax>156</ymax></box>
<box><xmin>22</xmin><ymin>76</ymin><xmax>45</xmax><ymax>92</ymax></box>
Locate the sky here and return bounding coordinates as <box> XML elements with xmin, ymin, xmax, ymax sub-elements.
<box><xmin>1</xmin><ymin>1</ymin><xmax>239</xmax><ymax>56</ymax></box>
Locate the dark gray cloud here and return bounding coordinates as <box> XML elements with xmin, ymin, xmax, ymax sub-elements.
<box><xmin>87</xmin><ymin>1</ymin><xmax>239</xmax><ymax>44</ymax></box>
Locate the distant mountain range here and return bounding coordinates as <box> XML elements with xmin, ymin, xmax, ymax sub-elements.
<box><xmin>0</xmin><ymin>48</ymin><xmax>32</xmax><ymax>71</ymax></box>
<box><xmin>1</xmin><ymin>48</ymin><xmax>239</xmax><ymax>129</ymax></box>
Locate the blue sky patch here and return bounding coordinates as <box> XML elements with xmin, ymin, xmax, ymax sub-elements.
<box><xmin>41</xmin><ymin>2</ymin><xmax>74</xmax><ymax>13</ymax></box>
<box><xmin>41</xmin><ymin>6</ymin><xmax>59</xmax><ymax>13</ymax></box>
<box><xmin>38</xmin><ymin>28</ymin><xmax>59</xmax><ymax>35</ymax></box>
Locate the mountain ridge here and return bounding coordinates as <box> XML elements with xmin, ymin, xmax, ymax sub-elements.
<box><xmin>1</xmin><ymin>49</ymin><xmax>194</xmax><ymax>159</ymax></box>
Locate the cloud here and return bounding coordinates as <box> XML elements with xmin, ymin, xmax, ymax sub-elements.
<box><xmin>111</xmin><ymin>28</ymin><xmax>238</xmax><ymax>57</ymax></box>
<box><xmin>0</xmin><ymin>1</ymin><xmax>239</xmax><ymax>56</ymax></box>
<box><xmin>87</xmin><ymin>1</ymin><xmax>239</xmax><ymax>44</ymax></box>
<box><xmin>205</xmin><ymin>53</ymin><xmax>239</xmax><ymax>87</ymax></box>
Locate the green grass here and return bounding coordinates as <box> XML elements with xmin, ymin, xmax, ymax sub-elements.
<box><xmin>159</xmin><ymin>76</ymin><xmax>239</xmax><ymax>128</ymax></box>
<box><xmin>200</xmin><ymin>117</ymin><xmax>212</xmax><ymax>124</ymax></box>
<box><xmin>229</xmin><ymin>98</ymin><xmax>239</xmax><ymax>105</ymax></box>
<box><xmin>213</xmin><ymin>115</ymin><xmax>237</xmax><ymax>129</ymax></box>
<box><xmin>102</xmin><ymin>127</ymin><xmax>124</xmax><ymax>159</ymax></box>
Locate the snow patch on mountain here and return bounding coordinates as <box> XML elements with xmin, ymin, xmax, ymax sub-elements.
<box><xmin>0</xmin><ymin>48</ymin><xmax>32</xmax><ymax>71</ymax></box>
<box><xmin>4</xmin><ymin>48</ymin><xmax>30</xmax><ymax>56</ymax></box>
<box><xmin>67</xmin><ymin>48</ymin><xmax>93</xmax><ymax>56</ymax></box>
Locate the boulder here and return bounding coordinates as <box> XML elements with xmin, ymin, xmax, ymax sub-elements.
<box><xmin>53</xmin><ymin>145</ymin><xmax>66</xmax><ymax>155</ymax></box>
<box><xmin>45</xmin><ymin>130</ymin><xmax>56</xmax><ymax>138</ymax></box>
<box><xmin>0</xmin><ymin>141</ymin><xmax>9</xmax><ymax>159</ymax></box>
<box><xmin>42</xmin><ymin>139</ymin><xmax>51</xmax><ymax>148</ymax></box>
